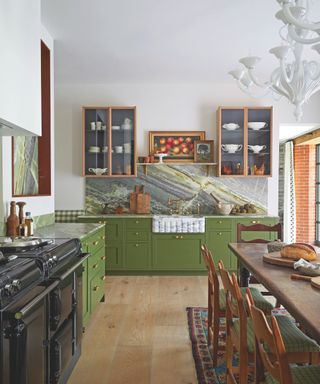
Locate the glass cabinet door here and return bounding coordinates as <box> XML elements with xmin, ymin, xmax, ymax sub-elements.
<box><xmin>110</xmin><ymin>107</ymin><xmax>135</xmax><ymax>176</ymax></box>
<box><xmin>83</xmin><ymin>108</ymin><xmax>109</xmax><ymax>176</ymax></box>
<box><xmin>247</xmin><ymin>108</ymin><xmax>272</xmax><ymax>176</ymax></box>
<box><xmin>219</xmin><ymin>108</ymin><xmax>245</xmax><ymax>176</ymax></box>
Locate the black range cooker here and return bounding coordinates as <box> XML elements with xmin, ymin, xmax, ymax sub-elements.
<box><xmin>0</xmin><ymin>237</ymin><xmax>89</xmax><ymax>384</ymax></box>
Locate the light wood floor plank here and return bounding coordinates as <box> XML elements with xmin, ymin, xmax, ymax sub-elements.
<box><xmin>69</xmin><ymin>276</ymin><xmax>207</xmax><ymax>384</ymax></box>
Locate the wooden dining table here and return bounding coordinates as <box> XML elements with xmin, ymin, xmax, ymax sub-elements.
<box><xmin>228</xmin><ymin>242</ymin><xmax>320</xmax><ymax>344</ymax></box>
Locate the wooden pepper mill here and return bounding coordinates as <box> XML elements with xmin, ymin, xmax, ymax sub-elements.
<box><xmin>17</xmin><ymin>201</ymin><xmax>26</xmax><ymax>224</ymax></box>
<box><xmin>6</xmin><ymin>201</ymin><xmax>19</xmax><ymax>237</ymax></box>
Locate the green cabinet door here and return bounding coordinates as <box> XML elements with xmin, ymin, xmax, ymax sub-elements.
<box><xmin>106</xmin><ymin>242</ymin><xmax>123</xmax><ymax>270</ymax></box>
<box><xmin>106</xmin><ymin>219</ymin><xmax>124</xmax><ymax>242</ymax></box>
<box><xmin>206</xmin><ymin>230</ymin><xmax>235</xmax><ymax>269</ymax></box>
<box><xmin>235</xmin><ymin>218</ymin><xmax>279</xmax><ymax>242</ymax></box>
<box><xmin>124</xmin><ymin>243</ymin><xmax>150</xmax><ymax>270</ymax></box>
<box><xmin>152</xmin><ymin>234</ymin><xmax>205</xmax><ymax>271</ymax></box>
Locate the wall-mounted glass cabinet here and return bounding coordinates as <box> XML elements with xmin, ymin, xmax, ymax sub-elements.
<box><xmin>217</xmin><ymin>106</ymin><xmax>272</xmax><ymax>177</ymax></box>
<box><xmin>82</xmin><ymin>106</ymin><xmax>136</xmax><ymax>177</ymax></box>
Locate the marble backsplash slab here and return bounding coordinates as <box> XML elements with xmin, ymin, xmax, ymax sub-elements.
<box><xmin>86</xmin><ymin>165</ymin><xmax>268</xmax><ymax>215</ymax></box>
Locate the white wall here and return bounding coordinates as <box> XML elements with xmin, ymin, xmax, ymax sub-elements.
<box><xmin>0</xmin><ymin>25</ymin><xmax>55</xmax><ymax>222</ymax></box>
<box><xmin>54</xmin><ymin>83</ymin><xmax>320</xmax><ymax>215</ymax></box>
<box><xmin>0</xmin><ymin>0</ymin><xmax>41</xmax><ymax>135</ymax></box>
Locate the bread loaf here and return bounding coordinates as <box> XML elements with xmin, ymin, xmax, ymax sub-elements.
<box><xmin>280</xmin><ymin>243</ymin><xmax>317</xmax><ymax>261</ymax></box>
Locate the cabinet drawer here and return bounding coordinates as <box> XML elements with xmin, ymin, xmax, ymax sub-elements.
<box><xmin>90</xmin><ymin>264</ymin><xmax>105</xmax><ymax>314</ymax></box>
<box><xmin>88</xmin><ymin>230</ymin><xmax>104</xmax><ymax>254</ymax></box>
<box><xmin>124</xmin><ymin>243</ymin><xmax>150</xmax><ymax>270</ymax></box>
<box><xmin>88</xmin><ymin>246</ymin><xmax>106</xmax><ymax>274</ymax></box>
<box><xmin>125</xmin><ymin>218</ymin><xmax>151</xmax><ymax>230</ymax></box>
<box><xmin>126</xmin><ymin>230</ymin><xmax>149</xmax><ymax>242</ymax></box>
<box><xmin>206</xmin><ymin>218</ymin><xmax>232</xmax><ymax>230</ymax></box>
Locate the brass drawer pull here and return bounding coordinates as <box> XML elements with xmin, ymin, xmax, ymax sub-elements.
<box><xmin>93</xmin><ymin>241</ymin><xmax>99</xmax><ymax>246</ymax></box>
<box><xmin>218</xmin><ymin>220</ymin><xmax>222</xmax><ymax>224</ymax></box>
<box><xmin>92</xmin><ymin>264</ymin><xmax>98</xmax><ymax>269</ymax></box>
<box><xmin>93</xmin><ymin>286</ymin><xmax>100</xmax><ymax>291</ymax></box>
<box><xmin>101</xmin><ymin>256</ymin><xmax>106</xmax><ymax>261</ymax></box>
<box><xmin>101</xmin><ymin>236</ymin><xmax>105</xmax><ymax>240</ymax></box>
<box><xmin>180</xmin><ymin>236</ymin><xmax>184</xmax><ymax>239</ymax></box>
<box><xmin>218</xmin><ymin>232</ymin><xmax>222</xmax><ymax>236</ymax></box>
<box><xmin>251</xmin><ymin>220</ymin><xmax>260</xmax><ymax>224</ymax></box>
<box><xmin>101</xmin><ymin>275</ymin><xmax>106</xmax><ymax>281</ymax></box>
<box><xmin>135</xmin><ymin>220</ymin><xmax>139</xmax><ymax>224</ymax></box>
<box><xmin>175</xmin><ymin>235</ymin><xmax>179</xmax><ymax>239</ymax></box>
<box><xmin>135</xmin><ymin>244</ymin><xmax>139</xmax><ymax>247</ymax></box>
<box><xmin>135</xmin><ymin>232</ymin><xmax>139</xmax><ymax>235</ymax></box>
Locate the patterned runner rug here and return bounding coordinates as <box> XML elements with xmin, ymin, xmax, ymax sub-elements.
<box><xmin>187</xmin><ymin>307</ymin><xmax>227</xmax><ymax>384</ymax></box>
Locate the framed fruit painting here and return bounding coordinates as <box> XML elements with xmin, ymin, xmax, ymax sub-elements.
<box><xmin>149</xmin><ymin>131</ymin><xmax>205</xmax><ymax>162</ymax></box>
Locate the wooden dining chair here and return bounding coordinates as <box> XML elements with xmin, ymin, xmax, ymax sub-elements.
<box><xmin>246</xmin><ymin>289</ymin><xmax>320</xmax><ymax>384</ymax></box>
<box><xmin>237</xmin><ymin>222</ymin><xmax>282</xmax><ymax>288</ymax></box>
<box><xmin>200</xmin><ymin>244</ymin><xmax>225</xmax><ymax>367</ymax></box>
<box><xmin>218</xmin><ymin>261</ymin><xmax>320</xmax><ymax>384</ymax></box>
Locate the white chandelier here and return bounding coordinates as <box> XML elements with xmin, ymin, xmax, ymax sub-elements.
<box><xmin>229</xmin><ymin>0</ymin><xmax>320</xmax><ymax>121</ymax></box>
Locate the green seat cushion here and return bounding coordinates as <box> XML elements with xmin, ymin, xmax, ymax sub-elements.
<box><xmin>265</xmin><ymin>365</ymin><xmax>320</xmax><ymax>384</ymax></box>
<box><xmin>233</xmin><ymin>316</ymin><xmax>320</xmax><ymax>354</ymax></box>
<box><xmin>218</xmin><ymin>287</ymin><xmax>273</xmax><ymax>314</ymax></box>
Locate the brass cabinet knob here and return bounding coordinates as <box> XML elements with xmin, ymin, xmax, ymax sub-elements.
<box><xmin>101</xmin><ymin>256</ymin><xmax>106</xmax><ymax>261</ymax></box>
<box><xmin>135</xmin><ymin>244</ymin><xmax>139</xmax><ymax>247</ymax></box>
<box><xmin>103</xmin><ymin>221</ymin><xmax>107</xmax><ymax>224</ymax></box>
<box><xmin>251</xmin><ymin>220</ymin><xmax>260</xmax><ymax>224</ymax></box>
<box><xmin>180</xmin><ymin>236</ymin><xmax>184</xmax><ymax>239</ymax></box>
<box><xmin>99</xmin><ymin>220</ymin><xmax>107</xmax><ymax>224</ymax></box>
<box><xmin>93</xmin><ymin>286</ymin><xmax>100</xmax><ymax>291</ymax></box>
<box><xmin>135</xmin><ymin>232</ymin><xmax>139</xmax><ymax>235</ymax></box>
<box><xmin>101</xmin><ymin>275</ymin><xmax>106</xmax><ymax>281</ymax></box>
<box><xmin>175</xmin><ymin>235</ymin><xmax>179</xmax><ymax>239</ymax></box>
<box><xmin>218</xmin><ymin>220</ymin><xmax>222</xmax><ymax>224</ymax></box>
<box><xmin>93</xmin><ymin>264</ymin><xmax>98</xmax><ymax>269</ymax></box>
<box><xmin>101</xmin><ymin>236</ymin><xmax>105</xmax><ymax>240</ymax></box>
<box><xmin>135</xmin><ymin>220</ymin><xmax>139</xmax><ymax>224</ymax></box>
<box><xmin>218</xmin><ymin>232</ymin><xmax>222</xmax><ymax>236</ymax></box>
<box><xmin>93</xmin><ymin>241</ymin><xmax>99</xmax><ymax>246</ymax></box>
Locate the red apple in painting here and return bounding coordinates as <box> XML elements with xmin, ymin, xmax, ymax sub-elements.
<box><xmin>173</xmin><ymin>139</ymin><xmax>180</xmax><ymax>146</ymax></box>
<box><xmin>173</xmin><ymin>147</ymin><xmax>180</xmax><ymax>154</ymax></box>
<box><xmin>178</xmin><ymin>137</ymin><xmax>184</xmax><ymax>144</ymax></box>
<box><xmin>182</xmin><ymin>147</ymin><xmax>189</xmax><ymax>154</ymax></box>
<box><xmin>167</xmin><ymin>137</ymin><xmax>174</xmax><ymax>144</ymax></box>
<box><xmin>181</xmin><ymin>143</ymin><xmax>187</xmax><ymax>149</ymax></box>
<box><xmin>159</xmin><ymin>138</ymin><xmax>166</xmax><ymax>145</ymax></box>
<box><xmin>160</xmin><ymin>146</ymin><xmax>167</xmax><ymax>153</ymax></box>
<box><xmin>166</xmin><ymin>143</ymin><xmax>172</xmax><ymax>151</ymax></box>
<box><xmin>185</xmin><ymin>137</ymin><xmax>192</xmax><ymax>143</ymax></box>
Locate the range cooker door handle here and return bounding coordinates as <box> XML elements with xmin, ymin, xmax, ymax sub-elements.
<box><xmin>58</xmin><ymin>253</ymin><xmax>90</xmax><ymax>281</ymax></box>
<box><xmin>14</xmin><ymin>281</ymin><xmax>60</xmax><ymax>319</ymax></box>
<box><xmin>51</xmin><ymin>290</ymin><xmax>62</xmax><ymax>331</ymax></box>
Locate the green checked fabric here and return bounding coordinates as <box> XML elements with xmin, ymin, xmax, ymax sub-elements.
<box><xmin>218</xmin><ymin>287</ymin><xmax>273</xmax><ymax>314</ymax></box>
<box><xmin>55</xmin><ymin>210</ymin><xmax>86</xmax><ymax>223</ymax></box>
<box><xmin>265</xmin><ymin>365</ymin><xmax>320</xmax><ymax>384</ymax></box>
<box><xmin>233</xmin><ymin>316</ymin><xmax>320</xmax><ymax>354</ymax></box>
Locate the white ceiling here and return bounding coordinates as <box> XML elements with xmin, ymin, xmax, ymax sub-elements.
<box><xmin>41</xmin><ymin>0</ymin><xmax>320</xmax><ymax>84</ymax></box>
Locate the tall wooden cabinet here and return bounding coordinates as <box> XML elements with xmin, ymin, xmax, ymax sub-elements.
<box><xmin>217</xmin><ymin>107</ymin><xmax>272</xmax><ymax>177</ymax></box>
<box><xmin>82</xmin><ymin>106</ymin><xmax>136</xmax><ymax>177</ymax></box>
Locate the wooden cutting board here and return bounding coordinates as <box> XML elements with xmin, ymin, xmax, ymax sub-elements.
<box><xmin>291</xmin><ymin>274</ymin><xmax>320</xmax><ymax>290</ymax></box>
<box><xmin>263</xmin><ymin>251</ymin><xmax>320</xmax><ymax>268</ymax></box>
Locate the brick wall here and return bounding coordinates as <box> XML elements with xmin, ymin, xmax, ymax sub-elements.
<box><xmin>294</xmin><ymin>145</ymin><xmax>316</xmax><ymax>242</ymax></box>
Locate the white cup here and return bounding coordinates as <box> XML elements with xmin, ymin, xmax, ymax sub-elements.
<box><xmin>90</xmin><ymin>122</ymin><xmax>96</xmax><ymax>131</ymax></box>
<box><xmin>96</xmin><ymin>121</ymin><xmax>102</xmax><ymax>130</ymax></box>
<box><xmin>88</xmin><ymin>167</ymin><xmax>108</xmax><ymax>175</ymax></box>
<box><xmin>102</xmin><ymin>146</ymin><xmax>108</xmax><ymax>153</ymax></box>
<box><xmin>124</xmin><ymin>143</ymin><xmax>131</xmax><ymax>153</ymax></box>
<box><xmin>248</xmin><ymin>145</ymin><xmax>266</xmax><ymax>154</ymax></box>
<box><xmin>115</xmin><ymin>146</ymin><xmax>123</xmax><ymax>153</ymax></box>
<box><xmin>221</xmin><ymin>144</ymin><xmax>243</xmax><ymax>154</ymax></box>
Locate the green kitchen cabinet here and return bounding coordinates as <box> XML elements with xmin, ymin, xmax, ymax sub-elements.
<box><xmin>206</xmin><ymin>229</ymin><xmax>235</xmax><ymax>269</ymax></box>
<box><xmin>152</xmin><ymin>234</ymin><xmax>205</xmax><ymax>271</ymax></box>
<box><xmin>81</xmin><ymin>258</ymin><xmax>90</xmax><ymax>327</ymax></box>
<box><xmin>107</xmin><ymin>241</ymin><xmax>123</xmax><ymax>270</ymax></box>
<box><xmin>124</xmin><ymin>242</ymin><xmax>151</xmax><ymax>270</ymax></box>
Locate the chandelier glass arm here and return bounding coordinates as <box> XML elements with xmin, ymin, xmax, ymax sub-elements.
<box><xmin>288</xmin><ymin>25</ymin><xmax>320</xmax><ymax>45</ymax></box>
<box><xmin>247</xmin><ymin>68</ymin><xmax>270</xmax><ymax>88</ymax></box>
<box><xmin>283</xmin><ymin>4</ymin><xmax>320</xmax><ymax>32</ymax></box>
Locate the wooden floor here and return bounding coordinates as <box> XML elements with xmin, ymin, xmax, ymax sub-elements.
<box><xmin>69</xmin><ymin>276</ymin><xmax>208</xmax><ymax>384</ymax></box>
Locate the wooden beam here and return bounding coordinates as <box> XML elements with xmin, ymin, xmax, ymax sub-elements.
<box><xmin>293</xmin><ymin>128</ymin><xmax>320</xmax><ymax>145</ymax></box>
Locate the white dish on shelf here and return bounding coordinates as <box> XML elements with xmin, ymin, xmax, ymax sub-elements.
<box><xmin>101</xmin><ymin>146</ymin><xmax>108</xmax><ymax>153</ymax></box>
<box><xmin>248</xmin><ymin>145</ymin><xmax>266</xmax><ymax>154</ymax></box>
<box><xmin>88</xmin><ymin>146</ymin><xmax>100</xmax><ymax>153</ymax></box>
<box><xmin>88</xmin><ymin>167</ymin><xmax>108</xmax><ymax>175</ymax></box>
<box><xmin>112</xmin><ymin>125</ymin><xmax>120</xmax><ymax>130</ymax></box>
<box><xmin>222</xmin><ymin>123</ymin><xmax>240</xmax><ymax>131</ymax></box>
<box><xmin>248</xmin><ymin>122</ymin><xmax>267</xmax><ymax>130</ymax></box>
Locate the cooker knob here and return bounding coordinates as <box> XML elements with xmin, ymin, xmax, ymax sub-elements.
<box><xmin>52</xmin><ymin>255</ymin><xmax>58</xmax><ymax>264</ymax></box>
<box><xmin>12</xmin><ymin>279</ymin><xmax>21</xmax><ymax>292</ymax></box>
<box><xmin>4</xmin><ymin>284</ymin><xmax>14</xmax><ymax>296</ymax></box>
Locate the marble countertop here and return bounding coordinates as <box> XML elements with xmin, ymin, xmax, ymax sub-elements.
<box><xmin>35</xmin><ymin>223</ymin><xmax>105</xmax><ymax>239</ymax></box>
<box><xmin>79</xmin><ymin>214</ymin><xmax>278</xmax><ymax>219</ymax></box>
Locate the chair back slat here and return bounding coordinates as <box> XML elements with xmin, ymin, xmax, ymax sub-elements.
<box><xmin>237</xmin><ymin>223</ymin><xmax>282</xmax><ymax>243</ymax></box>
<box><xmin>245</xmin><ymin>290</ymin><xmax>293</xmax><ymax>384</ymax></box>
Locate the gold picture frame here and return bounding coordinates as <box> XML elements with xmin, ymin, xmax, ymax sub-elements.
<box><xmin>194</xmin><ymin>140</ymin><xmax>214</xmax><ymax>163</ymax></box>
<box><xmin>149</xmin><ymin>131</ymin><xmax>205</xmax><ymax>162</ymax></box>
